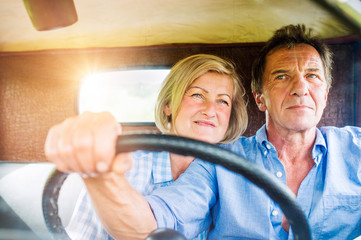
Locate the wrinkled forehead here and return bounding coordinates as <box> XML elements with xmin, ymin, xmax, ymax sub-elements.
<box><xmin>264</xmin><ymin>44</ymin><xmax>325</xmax><ymax>74</ymax></box>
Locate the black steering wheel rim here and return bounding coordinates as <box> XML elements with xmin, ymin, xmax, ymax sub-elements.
<box><xmin>42</xmin><ymin>133</ymin><xmax>311</xmax><ymax>240</ymax></box>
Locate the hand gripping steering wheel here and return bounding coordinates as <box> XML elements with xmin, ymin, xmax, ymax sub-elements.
<box><xmin>42</xmin><ymin>133</ymin><xmax>311</xmax><ymax>240</ymax></box>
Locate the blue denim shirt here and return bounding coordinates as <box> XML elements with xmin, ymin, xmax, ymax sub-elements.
<box><xmin>146</xmin><ymin>125</ymin><xmax>361</xmax><ymax>239</ymax></box>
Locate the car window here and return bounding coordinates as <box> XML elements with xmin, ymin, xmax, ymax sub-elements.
<box><xmin>78</xmin><ymin>68</ymin><xmax>170</xmax><ymax>124</ymax></box>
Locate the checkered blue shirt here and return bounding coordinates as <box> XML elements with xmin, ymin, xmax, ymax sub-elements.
<box><xmin>66</xmin><ymin>151</ymin><xmax>208</xmax><ymax>239</ymax></box>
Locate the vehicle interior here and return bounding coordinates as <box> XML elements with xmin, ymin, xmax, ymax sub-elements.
<box><xmin>0</xmin><ymin>0</ymin><xmax>360</xmax><ymax>239</ymax></box>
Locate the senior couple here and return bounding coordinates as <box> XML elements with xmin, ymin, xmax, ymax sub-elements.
<box><xmin>45</xmin><ymin>24</ymin><xmax>361</xmax><ymax>239</ymax></box>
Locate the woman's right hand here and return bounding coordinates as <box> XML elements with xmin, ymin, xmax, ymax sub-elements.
<box><xmin>45</xmin><ymin>112</ymin><xmax>157</xmax><ymax>238</ymax></box>
<box><xmin>44</xmin><ymin>111</ymin><xmax>132</xmax><ymax>177</ymax></box>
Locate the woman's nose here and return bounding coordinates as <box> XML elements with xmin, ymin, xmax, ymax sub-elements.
<box><xmin>201</xmin><ymin>101</ymin><xmax>216</xmax><ymax>117</ymax></box>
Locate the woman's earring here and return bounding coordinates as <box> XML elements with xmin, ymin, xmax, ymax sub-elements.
<box><xmin>167</xmin><ymin>115</ymin><xmax>172</xmax><ymax>129</ymax></box>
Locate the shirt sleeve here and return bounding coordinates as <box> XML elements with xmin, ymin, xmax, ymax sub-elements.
<box><xmin>146</xmin><ymin>159</ymin><xmax>218</xmax><ymax>239</ymax></box>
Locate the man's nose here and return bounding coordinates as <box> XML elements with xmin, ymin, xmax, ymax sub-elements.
<box><xmin>290</xmin><ymin>75</ymin><xmax>309</xmax><ymax>96</ymax></box>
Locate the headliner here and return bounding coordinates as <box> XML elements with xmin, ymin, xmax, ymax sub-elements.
<box><xmin>0</xmin><ymin>0</ymin><xmax>358</xmax><ymax>52</ymax></box>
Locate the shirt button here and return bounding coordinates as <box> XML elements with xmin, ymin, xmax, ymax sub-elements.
<box><xmin>263</xmin><ymin>150</ymin><xmax>267</xmax><ymax>156</ymax></box>
<box><xmin>272</xmin><ymin>210</ymin><xmax>279</xmax><ymax>216</ymax></box>
<box><xmin>266</xmin><ymin>144</ymin><xmax>271</xmax><ymax>149</ymax></box>
<box><xmin>276</xmin><ymin>171</ymin><xmax>283</xmax><ymax>178</ymax></box>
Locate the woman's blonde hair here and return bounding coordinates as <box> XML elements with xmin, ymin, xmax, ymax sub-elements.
<box><xmin>155</xmin><ymin>54</ymin><xmax>248</xmax><ymax>143</ymax></box>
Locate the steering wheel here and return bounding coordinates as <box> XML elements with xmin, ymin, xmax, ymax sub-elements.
<box><xmin>42</xmin><ymin>133</ymin><xmax>311</xmax><ymax>240</ymax></box>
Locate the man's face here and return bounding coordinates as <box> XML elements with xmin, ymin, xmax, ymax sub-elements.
<box><xmin>254</xmin><ymin>44</ymin><xmax>329</xmax><ymax>133</ymax></box>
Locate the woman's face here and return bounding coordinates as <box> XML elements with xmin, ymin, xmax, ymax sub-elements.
<box><xmin>165</xmin><ymin>72</ymin><xmax>233</xmax><ymax>143</ymax></box>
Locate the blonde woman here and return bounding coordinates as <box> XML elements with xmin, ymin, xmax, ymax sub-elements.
<box><xmin>45</xmin><ymin>54</ymin><xmax>248</xmax><ymax>239</ymax></box>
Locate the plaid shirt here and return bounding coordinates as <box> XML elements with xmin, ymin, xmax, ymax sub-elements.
<box><xmin>66</xmin><ymin>151</ymin><xmax>208</xmax><ymax>239</ymax></box>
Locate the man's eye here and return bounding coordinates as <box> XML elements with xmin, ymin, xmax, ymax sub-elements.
<box><xmin>276</xmin><ymin>75</ymin><xmax>286</xmax><ymax>80</ymax></box>
<box><xmin>308</xmin><ymin>74</ymin><xmax>317</xmax><ymax>79</ymax></box>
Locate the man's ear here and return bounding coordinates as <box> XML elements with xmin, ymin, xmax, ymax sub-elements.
<box><xmin>325</xmin><ymin>88</ymin><xmax>329</xmax><ymax>101</ymax></box>
<box><xmin>253</xmin><ymin>91</ymin><xmax>267</xmax><ymax>112</ymax></box>
<box><xmin>164</xmin><ymin>104</ymin><xmax>172</xmax><ymax>116</ymax></box>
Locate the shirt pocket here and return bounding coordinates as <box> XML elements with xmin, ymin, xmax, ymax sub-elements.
<box><xmin>321</xmin><ymin>195</ymin><xmax>361</xmax><ymax>239</ymax></box>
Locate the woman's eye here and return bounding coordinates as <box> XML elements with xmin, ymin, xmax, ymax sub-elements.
<box><xmin>219</xmin><ymin>99</ymin><xmax>229</xmax><ymax>106</ymax></box>
<box><xmin>191</xmin><ymin>93</ymin><xmax>203</xmax><ymax>99</ymax></box>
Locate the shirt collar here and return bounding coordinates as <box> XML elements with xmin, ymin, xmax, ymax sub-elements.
<box><xmin>255</xmin><ymin>125</ymin><xmax>268</xmax><ymax>144</ymax></box>
<box><xmin>152</xmin><ymin>151</ymin><xmax>173</xmax><ymax>184</ymax></box>
<box><xmin>312</xmin><ymin>128</ymin><xmax>327</xmax><ymax>165</ymax></box>
<box><xmin>255</xmin><ymin>125</ymin><xmax>327</xmax><ymax>166</ymax></box>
